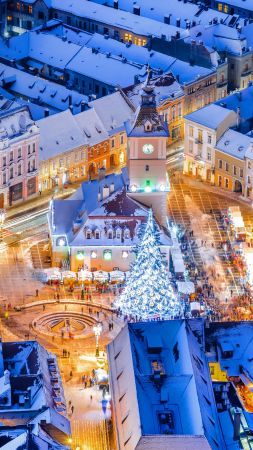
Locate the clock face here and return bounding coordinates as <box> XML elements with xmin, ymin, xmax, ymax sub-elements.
<box><xmin>143</xmin><ymin>143</ymin><xmax>154</xmax><ymax>154</ymax></box>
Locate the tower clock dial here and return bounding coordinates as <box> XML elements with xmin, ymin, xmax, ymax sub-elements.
<box><xmin>142</xmin><ymin>143</ymin><xmax>154</xmax><ymax>154</ymax></box>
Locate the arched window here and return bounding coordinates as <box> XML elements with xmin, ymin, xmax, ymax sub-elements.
<box><xmin>144</xmin><ymin>120</ymin><xmax>152</xmax><ymax>132</ymax></box>
<box><xmin>95</xmin><ymin>230</ymin><xmax>100</xmax><ymax>239</ymax></box>
<box><xmin>124</xmin><ymin>228</ymin><xmax>130</xmax><ymax>239</ymax></box>
<box><xmin>86</xmin><ymin>230</ymin><xmax>92</xmax><ymax>239</ymax></box>
<box><xmin>116</xmin><ymin>228</ymin><xmax>121</xmax><ymax>239</ymax></box>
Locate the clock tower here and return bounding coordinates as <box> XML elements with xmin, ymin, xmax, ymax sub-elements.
<box><xmin>126</xmin><ymin>76</ymin><xmax>169</xmax><ymax>225</ymax></box>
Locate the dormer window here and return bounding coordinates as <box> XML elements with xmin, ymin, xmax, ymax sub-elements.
<box><xmin>95</xmin><ymin>230</ymin><xmax>100</xmax><ymax>239</ymax></box>
<box><xmin>116</xmin><ymin>229</ymin><xmax>121</xmax><ymax>239</ymax></box>
<box><xmin>86</xmin><ymin>230</ymin><xmax>92</xmax><ymax>239</ymax></box>
<box><xmin>124</xmin><ymin>228</ymin><xmax>130</xmax><ymax>239</ymax></box>
<box><xmin>108</xmin><ymin>230</ymin><xmax>113</xmax><ymax>239</ymax></box>
<box><xmin>144</xmin><ymin>120</ymin><xmax>152</xmax><ymax>132</ymax></box>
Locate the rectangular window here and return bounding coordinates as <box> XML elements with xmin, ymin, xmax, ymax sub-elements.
<box><xmin>218</xmin><ymin>159</ymin><xmax>222</xmax><ymax>169</ymax></box>
<box><xmin>10</xmin><ymin>167</ymin><xmax>13</xmax><ymax>179</ymax></box>
<box><xmin>240</xmin><ymin>168</ymin><xmax>243</xmax><ymax>178</ymax></box>
<box><xmin>233</xmin><ymin>166</ymin><xmax>237</xmax><ymax>175</ymax></box>
<box><xmin>28</xmin><ymin>145</ymin><xmax>31</xmax><ymax>155</ymax></box>
<box><xmin>225</xmin><ymin>178</ymin><xmax>229</xmax><ymax>188</ymax></box>
<box><xmin>198</xmin><ymin>129</ymin><xmax>203</xmax><ymax>143</ymax></box>
<box><xmin>120</xmin><ymin>135</ymin><xmax>124</xmax><ymax>145</ymax></box>
<box><xmin>3</xmin><ymin>157</ymin><xmax>6</xmax><ymax>167</ymax></box>
<box><xmin>189</xmin><ymin>126</ymin><xmax>193</xmax><ymax>137</ymax></box>
<box><xmin>18</xmin><ymin>147</ymin><xmax>21</xmax><ymax>158</ymax></box>
<box><xmin>189</xmin><ymin>141</ymin><xmax>193</xmax><ymax>153</ymax></box>
<box><xmin>218</xmin><ymin>3</ymin><xmax>222</xmax><ymax>11</ymax></box>
<box><xmin>10</xmin><ymin>151</ymin><xmax>13</xmax><ymax>161</ymax></box>
<box><xmin>208</xmin><ymin>135</ymin><xmax>212</xmax><ymax>144</ymax></box>
<box><xmin>28</xmin><ymin>5</ymin><xmax>32</xmax><ymax>13</ymax></box>
<box><xmin>32</xmin><ymin>143</ymin><xmax>35</xmax><ymax>153</ymax></box>
<box><xmin>207</xmin><ymin>152</ymin><xmax>211</xmax><ymax>161</ymax></box>
<box><xmin>218</xmin><ymin>175</ymin><xmax>222</xmax><ymax>187</ymax></box>
<box><xmin>145</xmin><ymin>165</ymin><xmax>149</xmax><ymax>171</ymax></box>
<box><xmin>248</xmin><ymin>176</ymin><xmax>251</xmax><ymax>184</ymax></box>
<box><xmin>224</xmin><ymin>4</ymin><xmax>228</xmax><ymax>12</ymax></box>
<box><xmin>225</xmin><ymin>162</ymin><xmax>229</xmax><ymax>172</ymax></box>
<box><xmin>111</xmin><ymin>139</ymin><xmax>115</xmax><ymax>148</ymax></box>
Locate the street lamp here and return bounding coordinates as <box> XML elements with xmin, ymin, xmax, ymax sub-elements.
<box><xmin>93</xmin><ymin>322</ymin><xmax>102</xmax><ymax>357</ymax></box>
<box><xmin>0</xmin><ymin>209</ymin><xmax>6</xmax><ymax>243</ymax></box>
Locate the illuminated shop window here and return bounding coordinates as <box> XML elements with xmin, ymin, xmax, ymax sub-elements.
<box><xmin>103</xmin><ymin>250</ymin><xmax>112</xmax><ymax>260</ymax></box>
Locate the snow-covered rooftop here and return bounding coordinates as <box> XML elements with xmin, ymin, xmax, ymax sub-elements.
<box><xmin>0</xmin><ymin>63</ymin><xmax>88</xmax><ymax>117</ymax></box>
<box><xmin>187</xmin><ymin>23</ymin><xmax>248</xmax><ymax>56</ymax></box>
<box><xmin>111</xmin><ymin>319</ymin><xmax>224</xmax><ymax>448</ymax></box>
<box><xmin>50</xmin><ymin>0</ymin><xmax>189</xmax><ymax>40</ymax></box>
<box><xmin>88</xmin><ymin>91</ymin><xmax>134</xmax><ymax>134</ymax></box>
<box><xmin>185</xmin><ymin>104</ymin><xmax>235</xmax><ymax>129</ymax></box>
<box><xmin>216</xmin><ymin>129</ymin><xmax>252</xmax><ymax>159</ymax></box>
<box><xmin>124</xmin><ymin>74</ymin><xmax>184</xmax><ymax>108</ymax></box>
<box><xmin>216</xmin><ymin>86</ymin><xmax>253</xmax><ymax>124</ymax></box>
<box><xmin>91</xmin><ymin>0</ymin><xmax>229</xmax><ymax>29</ymax></box>
<box><xmin>65</xmin><ymin>46</ymin><xmax>147</xmax><ymax>87</ymax></box>
<box><xmin>37</xmin><ymin>109</ymin><xmax>87</xmax><ymax>161</ymax></box>
<box><xmin>205</xmin><ymin>322</ymin><xmax>253</xmax><ymax>379</ymax></box>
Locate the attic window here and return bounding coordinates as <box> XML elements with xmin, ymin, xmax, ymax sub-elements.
<box><xmin>238</xmin><ymin>146</ymin><xmax>244</xmax><ymax>151</ymax></box>
<box><xmin>108</xmin><ymin>230</ymin><xmax>113</xmax><ymax>239</ymax></box>
<box><xmin>95</xmin><ymin>230</ymin><xmax>100</xmax><ymax>239</ymax></box>
<box><xmin>224</xmin><ymin>140</ymin><xmax>229</xmax><ymax>146</ymax></box>
<box><xmin>144</xmin><ymin>120</ymin><xmax>152</xmax><ymax>132</ymax></box>
<box><xmin>86</xmin><ymin>230</ymin><xmax>92</xmax><ymax>239</ymax></box>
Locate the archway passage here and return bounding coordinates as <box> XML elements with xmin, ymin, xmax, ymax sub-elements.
<box><xmin>88</xmin><ymin>163</ymin><xmax>96</xmax><ymax>178</ymax></box>
<box><xmin>110</xmin><ymin>154</ymin><xmax>117</xmax><ymax>168</ymax></box>
<box><xmin>234</xmin><ymin>180</ymin><xmax>242</xmax><ymax>193</ymax></box>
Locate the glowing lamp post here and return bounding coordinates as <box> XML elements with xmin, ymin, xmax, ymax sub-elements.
<box><xmin>93</xmin><ymin>322</ymin><xmax>102</xmax><ymax>357</ymax></box>
<box><xmin>0</xmin><ymin>209</ymin><xmax>6</xmax><ymax>243</ymax></box>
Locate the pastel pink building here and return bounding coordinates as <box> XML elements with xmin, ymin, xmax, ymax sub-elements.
<box><xmin>0</xmin><ymin>106</ymin><xmax>39</xmax><ymax>207</ymax></box>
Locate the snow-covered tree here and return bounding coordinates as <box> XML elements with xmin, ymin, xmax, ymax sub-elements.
<box><xmin>115</xmin><ymin>209</ymin><xmax>181</xmax><ymax>320</ymax></box>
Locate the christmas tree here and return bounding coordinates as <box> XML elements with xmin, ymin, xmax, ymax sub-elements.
<box><xmin>115</xmin><ymin>209</ymin><xmax>181</xmax><ymax>320</ymax></box>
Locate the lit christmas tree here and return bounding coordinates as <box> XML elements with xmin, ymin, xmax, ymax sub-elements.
<box><xmin>115</xmin><ymin>209</ymin><xmax>182</xmax><ymax>320</ymax></box>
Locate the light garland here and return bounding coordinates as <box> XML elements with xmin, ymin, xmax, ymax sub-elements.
<box><xmin>115</xmin><ymin>209</ymin><xmax>181</xmax><ymax>320</ymax></box>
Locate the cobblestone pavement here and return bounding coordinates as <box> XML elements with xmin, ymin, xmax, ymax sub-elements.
<box><xmin>168</xmin><ymin>176</ymin><xmax>253</xmax><ymax>300</ymax></box>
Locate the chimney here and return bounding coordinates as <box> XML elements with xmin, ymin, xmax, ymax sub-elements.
<box><xmin>81</xmin><ymin>101</ymin><xmax>87</xmax><ymax>112</ymax></box>
<box><xmin>44</xmin><ymin>108</ymin><xmax>49</xmax><ymax>118</ymax></box>
<box><xmin>176</xmin><ymin>18</ymin><xmax>181</xmax><ymax>27</ymax></box>
<box><xmin>103</xmin><ymin>184</ymin><xmax>110</xmax><ymax>199</ymax></box>
<box><xmin>233</xmin><ymin>407</ymin><xmax>241</xmax><ymax>440</ymax></box>
<box><xmin>164</xmin><ymin>15</ymin><xmax>171</xmax><ymax>25</ymax></box>
<box><xmin>68</xmin><ymin>94</ymin><xmax>72</xmax><ymax>107</ymax></box>
<box><xmin>236</xmin><ymin>106</ymin><xmax>241</xmax><ymax>129</ymax></box>
<box><xmin>133</xmin><ymin>5</ymin><xmax>140</xmax><ymax>15</ymax></box>
<box><xmin>4</xmin><ymin>370</ymin><xmax>10</xmax><ymax>385</ymax></box>
<box><xmin>114</xmin><ymin>0</ymin><xmax>118</xmax><ymax>8</ymax></box>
